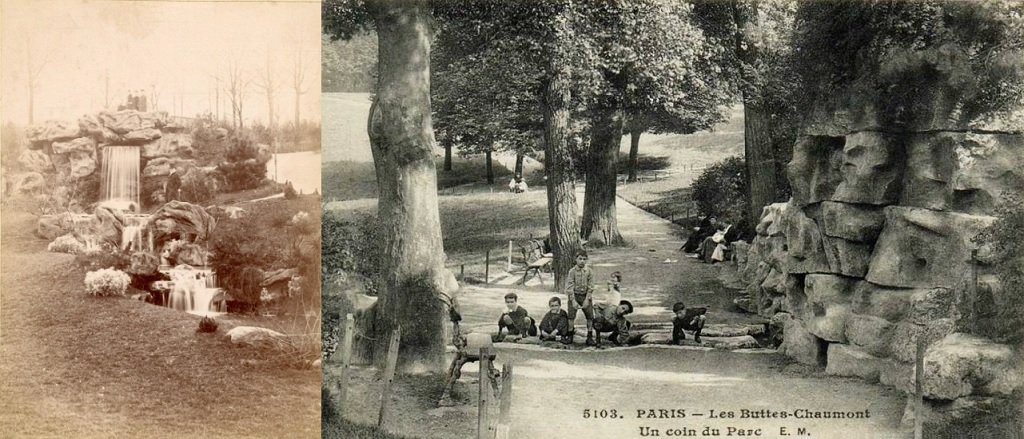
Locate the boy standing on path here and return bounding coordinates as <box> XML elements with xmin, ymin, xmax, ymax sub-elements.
<box><xmin>565</xmin><ymin>252</ymin><xmax>596</xmax><ymax>345</ymax></box>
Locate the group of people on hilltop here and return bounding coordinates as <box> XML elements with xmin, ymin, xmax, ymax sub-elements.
<box><xmin>119</xmin><ymin>90</ymin><xmax>149</xmax><ymax>112</ymax></box>
<box><xmin>493</xmin><ymin>251</ymin><xmax>709</xmax><ymax>347</ymax></box>
<box><xmin>680</xmin><ymin>214</ymin><xmax>752</xmax><ymax>264</ymax></box>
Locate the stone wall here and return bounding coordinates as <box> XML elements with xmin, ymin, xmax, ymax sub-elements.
<box><xmin>737</xmin><ymin>94</ymin><xmax>1023</xmax><ymax>430</ymax></box>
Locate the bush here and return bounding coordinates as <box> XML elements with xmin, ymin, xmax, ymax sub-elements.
<box><xmin>971</xmin><ymin>195</ymin><xmax>1024</xmax><ymax>344</ymax></box>
<box><xmin>48</xmin><ymin>234</ymin><xmax>86</xmax><ymax>254</ymax></box>
<box><xmin>691</xmin><ymin>156</ymin><xmax>747</xmax><ymax>224</ymax></box>
<box><xmin>84</xmin><ymin>267</ymin><xmax>131</xmax><ymax>297</ymax></box>
<box><xmin>216</xmin><ymin>136</ymin><xmax>267</xmax><ymax>192</ymax></box>
<box><xmin>615</xmin><ymin>153</ymin><xmax>672</xmax><ymax>175</ymax></box>
<box><xmin>178</xmin><ymin>169</ymin><xmax>218</xmax><ymax>204</ymax></box>
<box><xmin>322</xmin><ymin>211</ymin><xmax>384</xmax><ymax>296</ymax></box>
<box><xmin>75</xmin><ymin>248</ymin><xmax>130</xmax><ymax>271</ymax></box>
<box><xmin>197</xmin><ymin>316</ymin><xmax>219</xmax><ymax>333</ymax></box>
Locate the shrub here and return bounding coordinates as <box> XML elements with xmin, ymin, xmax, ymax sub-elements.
<box><xmin>178</xmin><ymin>169</ymin><xmax>217</xmax><ymax>204</ymax></box>
<box><xmin>217</xmin><ymin>136</ymin><xmax>267</xmax><ymax>192</ymax></box>
<box><xmin>197</xmin><ymin>316</ymin><xmax>219</xmax><ymax>333</ymax></box>
<box><xmin>691</xmin><ymin>156</ymin><xmax>747</xmax><ymax>224</ymax></box>
<box><xmin>614</xmin><ymin>153</ymin><xmax>672</xmax><ymax>175</ymax></box>
<box><xmin>84</xmin><ymin>267</ymin><xmax>131</xmax><ymax>297</ymax></box>
<box><xmin>48</xmin><ymin>234</ymin><xmax>86</xmax><ymax>254</ymax></box>
<box><xmin>75</xmin><ymin>248</ymin><xmax>130</xmax><ymax>271</ymax></box>
<box><xmin>971</xmin><ymin>195</ymin><xmax>1024</xmax><ymax>344</ymax></box>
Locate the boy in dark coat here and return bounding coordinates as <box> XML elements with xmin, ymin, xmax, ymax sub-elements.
<box><xmin>539</xmin><ymin>296</ymin><xmax>571</xmax><ymax>343</ymax></box>
<box><xmin>496</xmin><ymin>292</ymin><xmax>537</xmax><ymax>342</ymax></box>
<box><xmin>672</xmin><ymin>301</ymin><xmax>707</xmax><ymax>344</ymax></box>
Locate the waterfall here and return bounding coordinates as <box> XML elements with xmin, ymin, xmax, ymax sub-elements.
<box><xmin>121</xmin><ymin>215</ymin><xmax>153</xmax><ymax>252</ymax></box>
<box><xmin>166</xmin><ymin>267</ymin><xmax>225</xmax><ymax>316</ymax></box>
<box><xmin>101</xmin><ymin>146</ymin><xmax>141</xmax><ymax>211</ymax></box>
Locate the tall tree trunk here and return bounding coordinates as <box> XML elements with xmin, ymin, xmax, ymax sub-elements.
<box><xmin>543</xmin><ymin>44</ymin><xmax>582</xmax><ymax>292</ymax></box>
<box><xmin>443</xmin><ymin>141</ymin><xmax>452</xmax><ymax>171</ymax></box>
<box><xmin>627</xmin><ymin>124</ymin><xmax>642</xmax><ymax>182</ymax></box>
<box><xmin>733</xmin><ymin>1</ymin><xmax>777</xmax><ymax>224</ymax></box>
<box><xmin>27</xmin><ymin>85</ymin><xmax>34</xmax><ymax>125</ymax></box>
<box><xmin>581</xmin><ymin>105</ymin><xmax>625</xmax><ymax>246</ymax></box>
<box><xmin>514</xmin><ymin>151</ymin><xmax>524</xmax><ymax>176</ymax></box>
<box><xmin>366</xmin><ymin>0</ymin><xmax>454</xmax><ymax>373</ymax></box>
<box><xmin>294</xmin><ymin>93</ymin><xmax>301</xmax><ymax>148</ymax></box>
<box><xmin>743</xmin><ymin>102</ymin><xmax>775</xmax><ymax>224</ymax></box>
<box><xmin>485</xmin><ymin>148</ymin><xmax>494</xmax><ymax>184</ymax></box>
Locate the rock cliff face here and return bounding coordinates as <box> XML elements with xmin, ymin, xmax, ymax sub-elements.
<box><xmin>738</xmin><ymin>83</ymin><xmax>1023</xmax><ymax>429</ymax></box>
<box><xmin>14</xmin><ymin>110</ymin><xmax>194</xmax><ymax>202</ymax></box>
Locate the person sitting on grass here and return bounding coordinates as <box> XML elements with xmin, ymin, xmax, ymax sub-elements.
<box><xmin>592</xmin><ymin>300</ymin><xmax>640</xmax><ymax>347</ymax></box>
<box><xmin>539</xmin><ymin>296</ymin><xmax>571</xmax><ymax>343</ymax></box>
<box><xmin>565</xmin><ymin>251</ymin><xmax>596</xmax><ymax>345</ymax></box>
<box><xmin>495</xmin><ymin>292</ymin><xmax>537</xmax><ymax>342</ymax></box>
<box><xmin>671</xmin><ymin>301</ymin><xmax>708</xmax><ymax>344</ymax></box>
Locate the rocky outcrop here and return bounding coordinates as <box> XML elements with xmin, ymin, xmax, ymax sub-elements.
<box><xmin>26</xmin><ymin>120</ymin><xmax>81</xmax><ymax>146</ymax></box>
<box><xmin>919</xmin><ymin>333</ymin><xmax>1021</xmax><ymax>401</ymax></box>
<box><xmin>128</xmin><ymin>251</ymin><xmax>161</xmax><ymax>276</ymax></box>
<box><xmin>149</xmin><ymin>201</ymin><xmax>216</xmax><ymax>244</ymax></box>
<box><xmin>18</xmin><ymin>150</ymin><xmax>54</xmax><ymax>174</ymax></box>
<box><xmin>225</xmin><ymin>326</ymin><xmax>286</xmax><ymax>348</ymax></box>
<box><xmin>142</xmin><ymin>133</ymin><xmax>193</xmax><ymax>158</ymax></box>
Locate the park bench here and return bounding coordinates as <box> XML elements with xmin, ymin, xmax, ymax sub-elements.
<box><xmin>515</xmin><ymin>236</ymin><xmax>552</xmax><ymax>285</ymax></box>
<box><xmin>520</xmin><ymin>253</ymin><xmax>554</xmax><ymax>285</ymax></box>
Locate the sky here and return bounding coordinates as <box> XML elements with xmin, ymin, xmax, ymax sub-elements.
<box><xmin>0</xmin><ymin>0</ymin><xmax>321</xmax><ymax>127</ymax></box>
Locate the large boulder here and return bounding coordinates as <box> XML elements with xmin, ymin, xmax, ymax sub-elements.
<box><xmin>802</xmin><ymin>274</ymin><xmax>856</xmax><ymax>342</ymax></box>
<box><xmin>825</xmin><ymin>343</ymin><xmax>884</xmax><ymax>382</ymax></box>
<box><xmin>906</xmin><ymin>287</ymin><xmax>959</xmax><ymax>324</ymax></box>
<box><xmin>950</xmin><ymin>132</ymin><xmax>1024</xmax><ymax>216</ymax></box>
<box><xmin>878</xmin><ymin>358</ymin><xmax>914</xmax><ymax>390</ymax></box>
<box><xmin>819</xmin><ymin>201</ymin><xmax>885</xmax><ymax>243</ymax></box>
<box><xmin>67</xmin><ymin>150</ymin><xmax>97</xmax><ymax>178</ymax></box>
<box><xmin>901</xmin><ymin>132</ymin><xmax>958</xmax><ymax>212</ymax></box>
<box><xmin>225</xmin><ymin>326</ymin><xmax>285</xmax><ymax>348</ymax></box>
<box><xmin>99</xmin><ymin>110</ymin><xmax>157</xmax><ymax>134</ymax></box>
<box><xmin>93</xmin><ymin>205</ymin><xmax>128</xmax><ymax>248</ymax></box>
<box><xmin>36</xmin><ymin>213</ymin><xmax>76</xmax><ymax>240</ymax></box>
<box><xmin>150</xmin><ymin>201</ymin><xmax>216</xmax><ymax>244</ymax></box>
<box><xmin>175</xmin><ymin>243</ymin><xmax>209</xmax><ymax>266</ymax></box>
<box><xmin>919</xmin><ymin>333</ymin><xmax>1021</xmax><ymax>400</ymax></box>
<box><xmin>784</xmin><ymin>205</ymin><xmax>831</xmax><ymax>274</ymax></box>
<box><xmin>143</xmin><ymin>157</ymin><xmax>195</xmax><ymax>177</ymax></box>
<box><xmin>888</xmin><ymin>319</ymin><xmax>957</xmax><ymax>363</ymax></box>
<box><xmin>780</xmin><ymin>317</ymin><xmax>824</xmax><ymax>365</ymax></box>
<box><xmin>849</xmin><ymin>281</ymin><xmax>917</xmax><ymax>322</ymax></box>
<box><xmin>52</xmin><ymin>137</ymin><xmax>97</xmax><ymax>155</ymax></box>
<box><xmin>17</xmin><ymin>150</ymin><xmax>53</xmax><ymax>174</ymax></box>
<box><xmin>128</xmin><ymin>251</ymin><xmax>161</xmax><ymax>276</ymax></box>
<box><xmin>788</xmin><ymin>136</ymin><xmax>845</xmax><ymax>206</ymax></box>
<box><xmin>832</xmin><ymin>131</ymin><xmax>903</xmax><ymax>205</ymax></box>
<box><xmin>844</xmin><ymin>314</ymin><xmax>894</xmax><ymax>357</ymax></box>
<box><xmin>141</xmin><ymin>132</ymin><xmax>194</xmax><ymax>158</ymax></box>
<box><xmin>123</xmin><ymin>128</ymin><xmax>162</xmax><ymax>144</ymax></box>
<box><xmin>755</xmin><ymin>202</ymin><xmax>789</xmax><ymax>236</ymax></box>
<box><xmin>12</xmin><ymin>172</ymin><xmax>47</xmax><ymax>195</ymax></box>
<box><xmin>26</xmin><ymin>120</ymin><xmax>81</xmax><ymax>145</ymax></box>
<box><xmin>866</xmin><ymin>206</ymin><xmax>995</xmax><ymax>289</ymax></box>
<box><xmin>820</xmin><ymin>235</ymin><xmax>872</xmax><ymax>277</ymax></box>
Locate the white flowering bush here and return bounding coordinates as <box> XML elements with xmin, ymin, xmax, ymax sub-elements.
<box><xmin>84</xmin><ymin>267</ymin><xmax>132</xmax><ymax>297</ymax></box>
<box><xmin>48</xmin><ymin>234</ymin><xmax>86</xmax><ymax>254</ymax></box>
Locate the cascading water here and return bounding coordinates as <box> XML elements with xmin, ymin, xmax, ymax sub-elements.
<box><xmin>166</xmin><ymin>267</ymin><xmax>224</xmax><ymax>316</ymax></box>
<box><xmin>101</xmin><ymin>146</ymin><xmax>141</xmax><ymax>211</ymax></box>
<box><xmin>121</xmin><ymin>215</ymin><xmax>154</xmax><ymax>252</ymax></box>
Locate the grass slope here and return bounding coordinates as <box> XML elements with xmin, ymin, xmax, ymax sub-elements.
<box><xmin>0</xmin><ymin>209</ymin><xmax>320</xmax><ymax>438</ymax></box>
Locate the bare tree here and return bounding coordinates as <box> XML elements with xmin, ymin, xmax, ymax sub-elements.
<box><xmin>24</xmin><ymin>35</ymin><xmax>58</xmax><ymax>125</ymax></box>
<box><xmin>226</xmin><ymin>59</ymin><xmax>251</xmax><ymax>130</ymax></box>
<box><xmin>255</xmin><ymin>49</ymin><xmax>279</xmax><ymax>134</ymax></box>
<box><xmin>290</xmin><ymin>41</ymin><xmax>309</xmax><ymax>147</ymax></box>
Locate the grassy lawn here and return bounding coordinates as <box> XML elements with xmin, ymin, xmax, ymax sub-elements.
<box><xmin>1</xmin><ymin>207</ymin><xmax>320</xmax><ymax>438</ymax></box>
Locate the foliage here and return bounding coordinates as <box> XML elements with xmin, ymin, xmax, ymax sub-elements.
<box><xmin>321</xmin><ymin>210</ymin><xmax>384</xmax><ymax>296</ymax></box>
<box><xmin>75</xmin><ymin>248</ymin><xmax>130</xmax><ymax>271</ymax></box>
<box><xmin>178</xmin><ymin>169</ymin><xmax>218</xmax><ymax>204</ymax></box>
<box><xmin>615</xmin><ymin>153</ymin><xmax>671</xmax><ymax>175</ymax></box>
<box><xmin>793</xmin><ymin>0</ymin><xmax>1024</xmax><ymax>126</ymax></box>
<box><xmin>971</xmin><ymin>195</ymin><xmax>1024</xmax><ymax>344</ymax></box>
<box><xmin>84</xmin><ymin>267</ymin><xmax>131</xmax><ymax>297</ymax></box>
<box><xmin>48</xmin><ymin>234</ymin><xmax>87</xmax><ymax>254</ymax></box>
<box><xmin>216</xmin><ymin>135</ymin><xmax>268</xmax><ymax>192</ymax></box>
<box><xmin>197</xmin><ymin>316</ymin><xmax>219</xmax><ymax>333</ymax></box>
<box><xmin>189</xmin><ymin>113</ymin><xmax>232</xmax><ymax>166</ymax></box>
<box><xmin>322</xmin><ymin>32</ymin><xmax>377</xmax><ymax>92</ymax></box>
<box><xmin>690</xmin><ymin>156</ymin><xmax>747</xmax><ymax>224</ymax></box>
<box><xmin>278</xmin><ymin>120</ymin><xmax>323</xmax><ymax>153</ymax></box>
<box><xmin>1</xmin><ymin>121</ymin><xmax>22</xmax><ymax>173</ymax></box>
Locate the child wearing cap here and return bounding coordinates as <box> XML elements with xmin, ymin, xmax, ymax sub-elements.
<box><xmin>671</xmin><ymin>301</ymin><xmax>707</xmax><ymax>344</ymax></box>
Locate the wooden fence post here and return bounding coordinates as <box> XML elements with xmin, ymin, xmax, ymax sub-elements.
<box><xmin>338</xmin><ymin>314</ymin><xmax>355</xmax><ymax>413</ymax></box>
<box><xmin>508</xmin><ymin>240</ymin><xmax>513</xmax><ymax>272</ymax></box>
<box><xmin>378</xmin><ymin>327</ymin><xmax>401</xmax><ymax>428</ymax></box>
<box><xmin>485</xmin><ymin>250</ymin><xmax>490</xmax><ymax>284</ymax></box>
<box><xmin>478</xmin><ymin>347</ymin><xmax>493</xmax><ymax>439</ymax></box>
<box><xmin>914</xmin><ymin>338</ymin><xmax>925</xmax><ymax>439</ymax></box>
<box><xmin>461</xmin><ymin>264</ymin><xmax>465</xmax><ymax>280</ymax></box>
<box><xmin>495</xmin><ymin>363</ymin><xmax>514</xmax><ymax>439</ymax></box>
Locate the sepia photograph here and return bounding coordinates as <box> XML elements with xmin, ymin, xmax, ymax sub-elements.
<box><xmin>1</xmin><ymin>0</ymin><xmax>322</xmax><ymax>437</ymax></box>
<box><xmin>320</xmin><ymin>1</ymin><xmax>1024</xmax><ymax>439</ymax></box>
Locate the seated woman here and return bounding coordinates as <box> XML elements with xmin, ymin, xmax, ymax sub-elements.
<box><xmin>682</xmin><ymin>216</ymin><xmax>717</xmax><ymax>254</ymax></box>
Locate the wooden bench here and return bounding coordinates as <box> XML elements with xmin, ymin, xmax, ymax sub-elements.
<box><xmin>520</xmin><ymin>253</ymin><xmax>553</xmax><ymax>285</ymax></box>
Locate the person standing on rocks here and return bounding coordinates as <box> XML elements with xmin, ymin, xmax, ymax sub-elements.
<box><xmin>165</xmin><ymin>168</ymin><xmax>182</xmax><ymax>202</ymax></box>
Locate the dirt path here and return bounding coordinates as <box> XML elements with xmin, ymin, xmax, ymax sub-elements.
<box><xmin>332</xmin><ymin>191</ymin><xmax>909</xmax><ymax>439</ymax></box>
